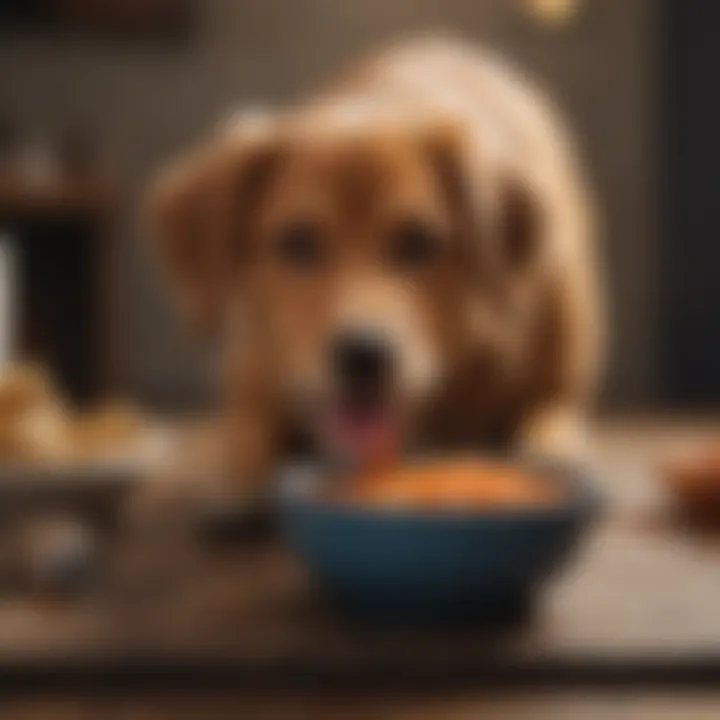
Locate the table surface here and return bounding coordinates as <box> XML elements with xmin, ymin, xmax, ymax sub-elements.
<box><xmin>3</xmin><ymin>692</ymin><xmax>720</xmax><ymax>720</ymax></box>
<box><xmin>1</xmin><ymin>418</ymin><xmax>720</xmax><ymax>717</ymax></box>
<box><xmin>0</xmin><ymin>420</ymin><xmax>718</xmax><ymax>665</ymax></box>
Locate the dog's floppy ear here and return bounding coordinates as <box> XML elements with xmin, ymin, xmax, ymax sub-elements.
<box><xmin>149</xmin><ymin>129</ymin><xmax>281</xmax><ymax>335</ymax></box>
<box><xmin>497</xmin><ymin>172</ymin><xmax>545</xmax><ymax>272</ymax></box>
<box><xmin>422</xmin><ymin>121</ymin><xmax>545</xmax><ymax>276</ymax></box>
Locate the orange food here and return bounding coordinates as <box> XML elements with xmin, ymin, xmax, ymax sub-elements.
<box><xmin>339</xmin><ymin>459</ymin><xmax>560</xmax><ymax>509</ymax></box>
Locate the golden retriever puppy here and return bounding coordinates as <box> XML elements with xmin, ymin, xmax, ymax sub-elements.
<box><xmin>149</xmin><ymin>37</ymin><xmax>603</xmax><ymax>500</ymax></box>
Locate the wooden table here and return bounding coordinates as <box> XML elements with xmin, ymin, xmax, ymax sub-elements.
<box><xmin>1</xmin><ymin>419</ymin><xmax>720</xmax><ymax>717</ymax></box>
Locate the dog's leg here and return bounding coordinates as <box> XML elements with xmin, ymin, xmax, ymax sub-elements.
<box><xmin>517</xmin><ymin>246</ymin><xmax>602</xmax><ymax>465</ymax></box>
<box><xmin>217</xmin><ymin>337</ymin><xmax>282</xmax><ymax>503</ymax></box>
<box><xmin>518</xmin><ymin>402</ymin><xmax>589</xmax><ymax>463</ymax></box>
<box><xmin>220</xmin><ymin>401</ymin><xmax>279</xmax><ymax>501</ymax></box>
<box><xmin>181</xmin><ymin>390</ymin><xmax>280</xmax><ymax>538</ymax></box>
<box><xmin>171</xmin><ymin>335</ymin><xmax>282</xmax><ymax>538</ymax></box>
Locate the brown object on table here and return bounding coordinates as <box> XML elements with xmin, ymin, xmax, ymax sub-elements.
<box><xmin>0</xmin><ymin>364</ymin><xmax>55</xmax><ymax>416</ymax></box>
<box><xmin>0</xmin><ymin>364</ymin><xmax>70</xmax><ymax>463</ymax></box>
<box><xmin>0</xmin><ymin>364</ymin><xmax>146</xmax><ymax>465</ymax></box>
<box><xmin>69</xmin><ymin>401</ymin><xmax>145</xmax><ymax>461</ymax></box>
<box><xmin>664</xmin><ymin>446</ymin><xmax>720</xmax><ymax>527</ymax></box>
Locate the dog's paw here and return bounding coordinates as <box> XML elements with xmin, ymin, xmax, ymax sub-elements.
<box><xmin>518</xmin><ymin>406</ymin><xmax>591</xmax><ymax>465</ymax></box>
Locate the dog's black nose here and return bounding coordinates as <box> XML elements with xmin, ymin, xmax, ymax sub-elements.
<box><xmin>332</xmin><ymin>332</ymin><xmax>391</xmax><ymax>390</ymax></box>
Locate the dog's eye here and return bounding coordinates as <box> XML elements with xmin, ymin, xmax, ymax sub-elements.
<box><xmin>277</xmin><ymin>221</ymin><xmax>324</xmax><ymax>269</ymax></box>
<box><xmin>390</xmin><ymin>218</ymin><xmax>441</xmax><ymax>269</ymax></box>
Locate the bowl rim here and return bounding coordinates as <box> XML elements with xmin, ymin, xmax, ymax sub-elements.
<box><xmin>276</xmin><ymin>455</ymin><xmax>602</xmax><ymax>524</ymax></box>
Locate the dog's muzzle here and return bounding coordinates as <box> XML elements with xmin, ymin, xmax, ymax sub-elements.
<box><xmin>324</xmin><ymin>330</ymin><xmax>400</xmax><ymax>461</ymax></box>
<box><xmin>331</xmin><ymin>330</ymin><xmax>393</xmax><ymax>407</ymax></box>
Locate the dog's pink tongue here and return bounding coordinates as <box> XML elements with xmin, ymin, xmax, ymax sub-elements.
<box><xmin>326</xmin><ymin>407</ymin><xmax>400</xmax><ymax>463</ymax></box>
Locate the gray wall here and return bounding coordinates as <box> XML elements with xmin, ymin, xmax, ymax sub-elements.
<box><xmin>0</xmin><ymin>0</ymin><xmax>657</xmax><ymax>409</ymax></box>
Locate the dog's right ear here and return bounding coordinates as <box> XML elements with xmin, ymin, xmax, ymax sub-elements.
<box><xmin>148</xmin><ymin>128</ymin><xmax>282</xmax><ymax>336</ymax></box>
<box><xmin>422</xmin><ymin>119</ymin><xmax>546</xmax><ymax>279</ymax></box>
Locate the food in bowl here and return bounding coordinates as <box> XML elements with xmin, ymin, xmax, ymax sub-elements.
<box><xmin>337</xmin><ymin>458</ymin><xmax>562</xmax><ymax>509</ymax></box>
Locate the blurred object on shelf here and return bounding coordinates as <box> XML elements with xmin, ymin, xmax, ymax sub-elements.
<box><xmin>0</xmin><ymin>118</ymin><xmax>106</xmax><ymax>211</ymax></box>
<box><xmin>0</xmin><ymin>364</ymin><xmax>58</xmax><ymax>418</ymax></box>
<box><xmin>70</xmin><ymin>400</ymin><xmax>146</xmax><ymax>462</ymax></box>
<box><xmin>0</xmin><ymin>155</ymin><xmax>111</xmax><ymax>215</ymax></box>
<box><xmin>14</xmin><ymin>394</ymin><xmax>69</xmax><ymax>464</ymax></box>
<box><xmin>0</xmin><ymin>363</ymin><xmax>147</xmax><ymax>465</ymax></box>
<box><xmin>0</xmin><ymin>364</ymin><xmax>68</xmax><ymax>463</ymax></box>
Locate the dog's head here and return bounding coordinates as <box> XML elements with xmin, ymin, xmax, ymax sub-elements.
<box><xmin>150</xmin><ymin>109</ymin><xmax>547</xmax><ymax>459</ymax></box>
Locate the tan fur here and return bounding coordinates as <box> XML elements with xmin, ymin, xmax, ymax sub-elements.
<box><xmin>149</xmin><ymin>37</ymin><xmax>603</xmax><ymax>493</ymax></box>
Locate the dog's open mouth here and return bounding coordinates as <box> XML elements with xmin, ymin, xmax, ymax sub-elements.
<box><xmin>322</xmin><ymin>398</ymin><xmax>402</xmax><ymax>462</ymax></box>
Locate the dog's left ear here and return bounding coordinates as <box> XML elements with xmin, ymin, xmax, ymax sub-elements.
<box><xmin>148</xmin><ymin>126</ymin><xmax>282</xmax><ymax>336</ymax></box>
<box><xmin>422</xmin><ymin>121</ymin><xmax>545</xmax><ymax>276</ymax></box>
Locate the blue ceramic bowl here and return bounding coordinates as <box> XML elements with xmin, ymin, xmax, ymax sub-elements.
<box><xmin>277</xmin><ymin>460</ymin><xmax>600</xmax><ymax>623</ymax></box>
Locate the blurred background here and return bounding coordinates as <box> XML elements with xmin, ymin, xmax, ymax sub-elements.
<box><xmin>1</xmin><ymin>1</ymin><xmax>720</xmax><ymax>717</ymax></box>
<box><xmin>0</xmin><ymin>0</ymin><xmax>678</xmax><ymax>413</ymax></box>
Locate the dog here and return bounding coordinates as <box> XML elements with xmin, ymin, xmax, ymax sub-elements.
<box><xmin>149</xmin><ymin>37</ymin><xmax>604</xmax><ymax>500</ymax></box>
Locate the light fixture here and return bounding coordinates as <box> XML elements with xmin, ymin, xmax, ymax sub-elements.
<box><xmin>521</xmin><ymin>0</ymin><xmax>581</xmax><ymax>28</ymax></box>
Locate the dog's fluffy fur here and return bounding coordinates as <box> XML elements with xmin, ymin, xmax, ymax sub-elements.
<box><xmin>150</xmin><ymin>38</ymin><xmax>603</xmax><ymax>495</ymax></box>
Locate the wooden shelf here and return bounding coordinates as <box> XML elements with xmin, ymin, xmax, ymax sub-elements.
<box><xmin>0</xmin><ymin>168</ymin><xmax>113</xmax><ymax>218</ymax></box>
